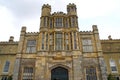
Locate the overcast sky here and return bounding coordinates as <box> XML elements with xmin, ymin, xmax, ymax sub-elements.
<box><xmin>0</xmin><ymin>0</ymin><xmax>120</xmax><ymax>41</ymax></box>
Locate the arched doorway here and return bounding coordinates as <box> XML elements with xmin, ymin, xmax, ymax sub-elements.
<box><xmin>51</xmin><ymin>67</ymin><xmax>68</xmax><ymax>80</ymax></box>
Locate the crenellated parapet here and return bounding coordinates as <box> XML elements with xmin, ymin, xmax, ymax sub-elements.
<box><xmin>67</xmin><ymin>3</ymin><xmax>76</xmax><ymax>7</ymax></box>
<box><xmin>52</xmin><ymin>12</ymin><xmax>66</xmax><ymax>16</ymax></box>
<box><xmin>0</xmin><ymin>36</ymin><xmax>18</xmax><ymax>54</ymax></box>
<box><xmin>0</xmin><ymin>41</ymin><xmax>18</xmax><ymax>45</ymax></box>
<box><xmin>0</xmin><ymin>36</ymin><xmax>18</xmax><ymax>45</ymax></box>
<box><xmin>42</xmin><ymin>4</ymin><xmax>51</xmax><ymax>9</ymax></box>
<box><xmin>79</xmin><ymin>31</ymin><xmax>93</xmax><ymax>34</ymax></box>
<box><xmin>26</xmin><ymin>32</ymin><xmax>39</xmax><ymax>36</ymax></box>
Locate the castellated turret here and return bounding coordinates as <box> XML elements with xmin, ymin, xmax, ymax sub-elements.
<box><xmin>67</xmin><ymin>3</ymin><xmax>77</xmax><ymax>15</ymax></box>
<box><xmin>40</xmin><ymin>4</ymin><xmax>51</xmax><ymax>29</ymax></box>
<box><xmin>41</xmin><ymin>4</ymin><xmax>51</xmax><ymax>16</ymax></box>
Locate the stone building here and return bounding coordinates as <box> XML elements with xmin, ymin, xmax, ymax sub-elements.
<box><xmin>0</xmin><ymin>3</ymin><xmax>120</xmax><ymax>80</ymax></box>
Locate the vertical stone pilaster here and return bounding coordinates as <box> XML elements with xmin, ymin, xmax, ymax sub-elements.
<box><xmin>62</xmin><ymin>17</ymin><xmax>63</xmax><ymax>27</ymax></box>
<box><xmin>44</xmin><ymin>32</ymin><xmax>47</xmax><ymax>50</ymax></box>
<box><xmin>71</xmin><ymin>32</ymin><xmax>74</xmax><ymax>50</ymax></box>
<box><xmin>77</xmin><ymin>32</ymin><xmax>80</xmax><ymax>50</ymax></box>
<box><xmin>76</xmin><ymin>32</ymin><xmax>79</xmax><ymax>49</ymax></box>
<box><xmin>54</xmin><ymin>32</ymin><xmax>55</xmax><ymax>51</ymax></box>
<box><xmin>54</xmin><ymin>17</ymin><xmax>55</xmax><ymax>27</ymax></box>
<box><xmin>73</xmin><ymin>55</ymin><xmax>83</xmax><ymax>80</ymax></box>
<box><xmin>68</xmin><ymin>32</ymin><xmax>71</xmax><ymax>50</ymax></box>
<box><xmin>48</xmin><ymin>33</ymin><xmax>50</xmax><ymax>50</ymax></box>
<box><xmin>93</xmin><ymin>25</ymin><xmax>107</xmax><ymax>80</ymax></box>
<box><xmin>98</xmin><ymin>57</ymin><xmax>107</xmax><ymax>80</ymax></box>
<box><xmin>62</xmin><ymin>32</ymin><xmax>64</xmax><ymax>50</ymax></box>
<box><xmin>13</xmin><ymin>27</ymin><xmax>26</xmax><ymax>80</ymax></box>
<box><xmin>13</xmin><ymin>58</ymin><xmax>21</xmax><ymax>80</ymax></box>
<box><xmin>35</xmin><ymin>57</ymin><xmax>46</xmax><ymax>80</ymax></box>
<box><xmin>67</xmin><ymin>18</ymin><xmax>70</xmax><ymax>28</ymax></box>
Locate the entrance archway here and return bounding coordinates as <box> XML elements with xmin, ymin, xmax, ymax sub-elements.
<box><xmin>51</xmin><ymin>66</ymin><xmax>68</xmax><ymax>80</ymax></box>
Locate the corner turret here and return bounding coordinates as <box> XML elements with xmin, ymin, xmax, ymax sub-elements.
<box><xmin>67</xmin><ymin>3</ymin><xmax>77</xmax><ymax>15</ymax></box>
<box><xmin>41</xmin><ymin>4</ymin><xmax>51</xmax><ymax>16</ymax></box>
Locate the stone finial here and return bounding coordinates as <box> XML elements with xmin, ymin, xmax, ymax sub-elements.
<box><xmin>92</xmin><ymin>25</ymin><xmax>98</xmax><ymax>31</ymax></box>
<box><xmin>9</xmin><ymin>36</ymin><xmax>14</xmax><ymax>42</ymax></box>
<box><xmin>108</xmin><ymin>35</ymin><xmax>112</xmax><ymax>40</ymax></box>
<box><xmin>21</xmin><ymin>26</ymin><xmax>26</xmax><ymax>32</ymax></box>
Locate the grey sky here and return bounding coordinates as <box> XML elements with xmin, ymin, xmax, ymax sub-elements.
<box><xmin>0</xmin><ymin>0</ymin><xmax>120</xmax><ymax>41</ymax></box>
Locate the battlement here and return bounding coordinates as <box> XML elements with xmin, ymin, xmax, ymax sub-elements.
<box><xmin>79</xmin><ymin>31</ymin><xmax>93</xmax><ymax>34</ymax></box>
<box><xmin>0</xmin><ymin>41</ymin><xmax>18</xmax><ymax>45</ymax></box>
<box><xmin>42</xmin><ymin>4</ymin><xmax>51</xmax><ymax>9</ymax></box>
<box><xmin>67</xmin><ymin>3</ymin><xmax>76</xmax><ymax>7</ymax></box>
<box><xmin>52</xmin><ymin>12</ymin><xmax>66</xmax><ymax>16</ymax></box>
<box><xmin>0</xmin><ymin>36</ymin><xmax>18</xmax><ymax>44</ymax></box>
<box><xmin>26</xmin><ymin>32</ymin><xmax>39</xmax><ymax>36</ymax></box>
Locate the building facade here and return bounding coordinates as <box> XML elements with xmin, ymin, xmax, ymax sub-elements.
<box><xmin>0</xmin><ymin>3</ymin><xmax>120</xmax><ymax>80</ymax></box>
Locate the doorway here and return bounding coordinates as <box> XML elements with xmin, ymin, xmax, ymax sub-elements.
<box><xmin>51</xmin><ymin>67</ymin><xmax>68</xmax><ymax>80</ymax></box>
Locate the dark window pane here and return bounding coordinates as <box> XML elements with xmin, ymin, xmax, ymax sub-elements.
<box><xmin>3</xmin><ymin>61</ymin><xmax>10</xmax><ymax>72</ymax></box>
<box><xmin>86</xmin><ymin>68</ymin><xmax>97</xmax><ymax>80</ymax></box>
